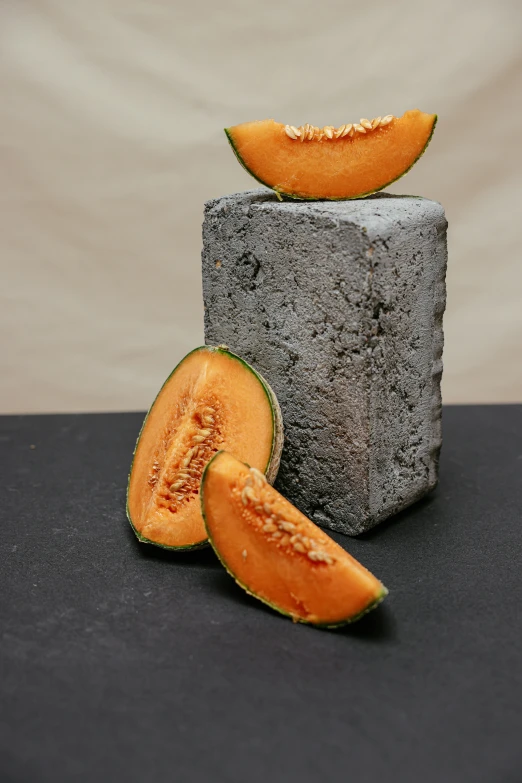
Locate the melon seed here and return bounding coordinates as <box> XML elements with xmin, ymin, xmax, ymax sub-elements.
<box><xmin>241</xmin><ymin>486</ymin><xmax>258</xmax><ymax>504</ymax></box>
<box><xmin>249</xmin><ymin>467</ymin><xmax>267</xmax><ymax>486</ymax></box>
<box><xmin>181</xmin><ymin>449</ymin><xmax>194</xmax><ymax>467</ymax></box>
<box><xmin>307</xmin><ymin>550</ymin><xmax>335</xmax><ymax>565</ymax></box>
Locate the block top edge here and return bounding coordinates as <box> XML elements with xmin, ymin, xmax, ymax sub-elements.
<box><xmin>204</xmin><ymin>188</ymin><xmax>446</xmax><ymax>224</ymax></box>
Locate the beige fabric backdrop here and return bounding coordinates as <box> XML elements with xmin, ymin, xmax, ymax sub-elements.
<box><xmin>1</xmin><ymin>0</ymin><xmax>521</xmax><ymax>413</ymax></box>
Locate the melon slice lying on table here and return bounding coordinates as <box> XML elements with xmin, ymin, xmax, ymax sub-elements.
<box><xmin>127</xmin><ymin>346</ymin><xmax>283</xmax><ymax>550</ymax></box>
<box><xmin>201</xmin><ymin>451</ymin><xmax>387</xmax><ymax>627</ymax></box>
<box><xmin>225</xmin><ymin>109</ymin><xmax>436</xmax><ymax>200</ymax></box>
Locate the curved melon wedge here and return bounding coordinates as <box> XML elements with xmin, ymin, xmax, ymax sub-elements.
<box><xmin>225</xmin><ymin>109</ymin><xmax>436</xmax><ymax>200</ymax></box>
<box><xmin>127</xmin><ymin>347</ymin><xmax>283</xmax><ymax>550</ymax></box>
<box><xmin>201</xmin><ymin>451</ymin><xmax>387</xmax><ymax>627</ymax></box>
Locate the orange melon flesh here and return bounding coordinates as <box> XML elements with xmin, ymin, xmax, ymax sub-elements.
<box><xmin>225</xmin><ymin>110</ymin><xmax>436</xmax><ymax>200</ymax></box>
<box><xmin>127</xmin><ymin>347</ymin><xmax>282</xmax><ymax>550</ymax></box>
<box><xmin>202</xmin><ymin>451</ymin><xmax>387</xmax><ymax>626</ymax></box>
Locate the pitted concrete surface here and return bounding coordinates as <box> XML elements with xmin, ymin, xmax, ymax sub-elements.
<box><xmin>202</xmin><ymin>189</ymin><xmax>447</xmax><ymax>535</ymax></box>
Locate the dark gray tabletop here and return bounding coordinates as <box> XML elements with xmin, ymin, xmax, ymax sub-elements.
<box><xmin>1</xmin><ymin>406</ymin><xmax>521</xmax><ymax>783</ymax></box>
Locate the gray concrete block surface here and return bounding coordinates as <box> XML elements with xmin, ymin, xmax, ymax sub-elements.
<box><xmin>202</xmin><ymin>189</ymin><xmax>447</xmax><ymax>535</ymax></box>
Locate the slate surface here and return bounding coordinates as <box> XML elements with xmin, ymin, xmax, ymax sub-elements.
<box><xmin>1</xmin><ymin>406</ymin><xmax>521</xmax><ymax>783</ymax></box>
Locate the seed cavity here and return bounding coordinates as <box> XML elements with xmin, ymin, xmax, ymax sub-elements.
<box><xmin>152</xmin><ymin>403</ymin><xmax>219</xmax><ymax>511</ymax></box>
<box><xmin>283</xmin><ymin>116</ymin><xmax>394</xmax><ymax>142</ymax></box>
<box><xmin>148</xmin><ymin>459</ymin><xmax>161</xmax><ymax>487</ymax></box>
<box><xmin>238</xmin><ymin>472</ymin><xmax>335</xmax><ymax>565</ymax></box>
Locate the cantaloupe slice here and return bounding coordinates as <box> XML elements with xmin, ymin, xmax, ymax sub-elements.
<box><xmin>127</xmin><ymin>347</ymin><xmax>283</xmax><ymax>550</ymax></box>
<box><xmin>201</xmin><ymin>451</ymin><xmax>387</xmax><ymax>627</ymax></box>
<box><xmin>225</xmin><ymin>109</ymin><xmax>436</xmax><ymax>200</ymax></box>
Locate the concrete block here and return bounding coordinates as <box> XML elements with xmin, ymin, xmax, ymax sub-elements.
<box><xmin>202</xmin><ymin>189</ymin><xmax>447</xmax><ymax>535</ymax></box>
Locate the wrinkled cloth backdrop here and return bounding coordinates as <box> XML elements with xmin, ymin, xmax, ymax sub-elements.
<box><xmin>1</xmin><ymin>0</ymin><xmax>521</xmax><ymax>412</ymax></box>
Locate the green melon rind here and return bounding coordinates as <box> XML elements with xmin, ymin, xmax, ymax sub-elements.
<box><xmin>224</xmin><ymin>115</ymin><xmax>437</xmax><ymax>201</ymax></box>
<box><xmin>200</xmin><ymin>451</ymin><xmax>388</xmax><ymax>629</ymax></box>
<box><xmin>126</xmin><ymin>346</ymin><xmax>284</xmax><ymax>551</ymax></box>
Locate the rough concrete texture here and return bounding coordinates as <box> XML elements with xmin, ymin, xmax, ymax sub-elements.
<box><xmin>202</xmin><ymin>189</ymin><xmax>447</xmax><ymax>535</ymax></box>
